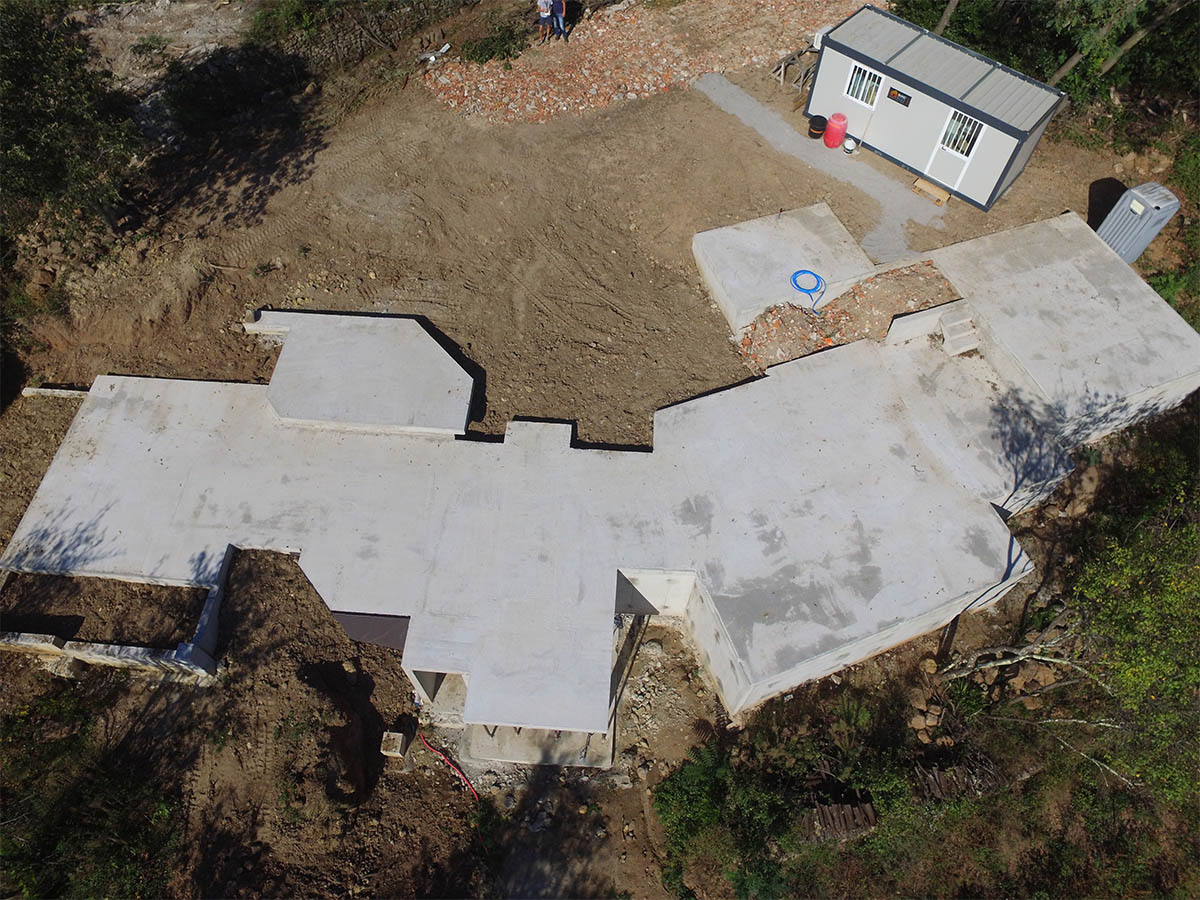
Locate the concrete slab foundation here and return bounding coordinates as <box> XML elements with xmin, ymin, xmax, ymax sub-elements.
<box><xmin>6</xmin><ymin>211</ymin><xmax>1199</xmax><ymax>741</ymax></box>
<box><xmin>692</xmin><ymin>203</ymin><xmax>874</xmax><ymax>332</ymax></box>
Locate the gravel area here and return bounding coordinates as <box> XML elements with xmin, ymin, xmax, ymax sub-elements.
<box><xmin>423</xmin><ymin>0</ymin><xmax>863</xmax><ymax>122</ymax></box>
<box><xmin>738</xmin><ymin>260</ymin><xmax>960</xmax><ymax>370</ymax></box>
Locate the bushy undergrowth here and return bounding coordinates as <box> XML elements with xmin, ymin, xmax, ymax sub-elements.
<box><xmin>0</xmin><ymin>675</ymin><xmax>181</xmax><ymax>898</ymax></box>
<box><xmin>461</xmin><ymin>13</ymin><xmax>529</xmax><ymax>65</ymax></box>
<box><xmin>1069</xmin><ymin>402</ymin><xmax>1200</xmax><ymax>806</ymax></box>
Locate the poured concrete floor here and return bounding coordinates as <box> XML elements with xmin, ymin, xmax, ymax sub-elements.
<box><xmin>5</xmin><ymin>214</ymin><xmax>1198</xmax><ymax>735</ymax></box>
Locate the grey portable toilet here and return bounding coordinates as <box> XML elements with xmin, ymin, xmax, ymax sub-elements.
<box><xmin>1095</xmin><ymin>182</ymin><xmax>1180</xmax><ymax>263</ymax></box>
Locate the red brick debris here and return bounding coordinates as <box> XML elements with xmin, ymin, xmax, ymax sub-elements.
<box><xmin>422</xmin><ymin>0</ymin><xmax>864</xmax><ymax>123</ymax></box>
<box><xmin>738</xmin><ymin>260</ymin><xmax>959</xmax><ymax>371</ymax></box>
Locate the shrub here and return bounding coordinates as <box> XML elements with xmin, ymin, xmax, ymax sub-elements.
<box><xmin>653</xmin><ymin>742</ymin><xmax>728</xmax><ymax>855</ymax></box>
<box><xmin>0</xmin><ymin>0</ymin><xmax>142</xmax><ymax>253</ymax></box>
<box><xmin>1070</xmin><ymin>416</ymin><xmax>1200</xmax><ymax>805</ymax></box>
<box><xmin>1173</xmin><ymin>131</ymin><xmax>1200</xmax><ymax>208</ymax></box>
<box><xmin>246</xmin><ymin>0</ymin><xmax>343</xmax><ymax>46</ymax></box>
<box><xmin>0</xmin><ymin>677</ymin><xmax>181</xmax><ymax>898</ymax></box>
<box><xmin>461</xmin><ymin>14</ymin><xmax>529</xmax><ymax>65</ymax></box>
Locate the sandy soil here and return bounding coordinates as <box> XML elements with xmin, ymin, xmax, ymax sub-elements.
<box><xmin>0</xmin><ymin>395</ymin><xmax>82</xmax><ymax>548</ymax></box>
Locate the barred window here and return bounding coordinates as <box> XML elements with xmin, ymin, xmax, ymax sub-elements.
<box><xmin>845</xmin><ymin>64</ymin><xmax>882</xmax><ymax>107</ymax></box>
<box><xmin>940</xmin><ymin>110</ymin><xmax>984</xmax><ymax>157</ymax></box>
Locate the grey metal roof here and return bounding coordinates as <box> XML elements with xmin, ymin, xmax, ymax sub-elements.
<box><xmin>827</xmin><ymin>5</ymin><xmax>1063</xmax><ymax>132</ymax></box>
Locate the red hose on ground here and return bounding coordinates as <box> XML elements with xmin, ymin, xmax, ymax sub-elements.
<box><xmin>418</xmin><ymin>732</ymin><xmax>480</xmax><ymax>803</ymax></box>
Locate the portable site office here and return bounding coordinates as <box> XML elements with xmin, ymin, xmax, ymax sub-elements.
<box><xmin>805</xmin><ymin>5</ymin><xmax>1065</xmax><ymax>210</ymax></box>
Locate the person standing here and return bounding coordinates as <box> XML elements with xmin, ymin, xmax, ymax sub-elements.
<box><xmin>536</xmin><ymin>0</ymin><xmax>553</xmax><ymax>43</ymax></box>
<box><xmin>551</xmin><ymin>0</ymin><xmax>568</xmax><ymax>42</ymax></box>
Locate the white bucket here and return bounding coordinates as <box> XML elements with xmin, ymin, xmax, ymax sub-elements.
<box><xmin>843</xmin><ymin>138</ymin><xmax>857</xmax><ymax>154</ymax></box>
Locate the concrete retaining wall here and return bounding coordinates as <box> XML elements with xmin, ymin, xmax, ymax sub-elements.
<box><xmin>682</xmin><ymin>579</ymin><xmax>752</xmax><ymax>715</ymax></box>
<box><xmin>0</xmin><ymin>632</ymin><xmax>216</xmax><ymax>683</ymax></box>
<box><xmin>734</xmin><ymin>564</ymin><xmax>1033</xmax><ymax>714</ymax></box>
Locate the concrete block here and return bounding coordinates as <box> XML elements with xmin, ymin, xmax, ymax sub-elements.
<box><xmin>0</xmin><ymin>632</ymin><xmax>67</xmax><ymax>657</ymax></box>
<box><xmin>886</xmin><ymin>300</ymin><xmax>963</xmax><ymax>345</ymax></box>
<box><xmin>692</xmin><ymin>203</ymin><xmax>874</xmax><ymax>332</ymax></box>
<box><xmin>940</xmin><ymin>306</ymin><xmax>980</xmax><ymax>356</ymax></box>
<box><xmin>380</xmin><ymin>731</ymin><xmax>412</xmax><ymax>758</ymax></box>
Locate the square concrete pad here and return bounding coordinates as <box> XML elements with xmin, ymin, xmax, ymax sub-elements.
<box><xmin>693</xmin><ymin>203</ymin><xmax>874</xmax><ymax>332</ymax></box>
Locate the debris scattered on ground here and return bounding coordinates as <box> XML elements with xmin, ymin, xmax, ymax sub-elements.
<box><xmin>737</xmin><ymin>260</ymin><xmax>959</xmax><ymax>370</ymax></box>
<box><xmin>423</xmin><ymin>0</ymin><xmax>860</xmax><ymax>122</ymax></box>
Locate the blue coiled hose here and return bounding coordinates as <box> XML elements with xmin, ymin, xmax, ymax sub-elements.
<box><xmin>790</xmin><ymin>269</ymin><xmax>826</xmax><ymax>314</ymax></box>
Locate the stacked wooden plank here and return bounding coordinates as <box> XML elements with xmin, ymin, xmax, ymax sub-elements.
<box><xmin>795</xmin><ymin>798</ymin><xmax>878</xmax><ymax>841</ymax></box>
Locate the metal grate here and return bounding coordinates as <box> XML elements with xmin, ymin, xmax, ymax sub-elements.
<box><xmin>941</xmin><ymin>110</ymin><xmax>983</xmax><ymax>157</ymax></box>
<box><xmin>845</xmin><ymin>64</ymin><xmax>882</xmax><ymax>107</ymax></box>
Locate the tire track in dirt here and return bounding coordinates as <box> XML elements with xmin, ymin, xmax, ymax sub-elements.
<box><xmin>211</xmin><ymin>133</ymin><xmax>431</xmax><ymax>269</ymax></box>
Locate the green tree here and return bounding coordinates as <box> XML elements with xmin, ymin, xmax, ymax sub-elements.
<box><xmin>0</xmin><ymin>0</ymin><xmax>142</xmax><ymax>254</ymax></box>
<box><xmin>1071</xmin><ymin>417</ymin><xmax>1200</xmax><ymax>805</ymax></box>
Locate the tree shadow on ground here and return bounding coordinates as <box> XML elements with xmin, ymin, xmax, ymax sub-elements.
<box><xmin>299</xmin><ymin>660</ymin><xmax>387</xmax><ymax>804</ymax></box>
<box><xmin>410</xmin><ymin>759</ymin><xmax>618</xmax><ymax>899</ymax></box>
<box><xmin>139</xmin><ymin>45</ymin><xmax>327</xmax><ymax>232</ymax></box>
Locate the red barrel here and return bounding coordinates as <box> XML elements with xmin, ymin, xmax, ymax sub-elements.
<box><xmin>824</xmin><ymin>112</ymin><xmax>848</xmax><ymax>149</ymax></box>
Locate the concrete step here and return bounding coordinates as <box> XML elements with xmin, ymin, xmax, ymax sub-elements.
<box><xmin>940</xmin><ymin>308</ymin><xmax>980</xmax><ymax>356</ymax></box>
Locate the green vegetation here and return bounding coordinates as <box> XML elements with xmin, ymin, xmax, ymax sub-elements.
<box><xmin>654</xmin><ymin>406</ymin><xmax>1199</xmax><ymax>898</ymax></box>
<box><xmin>1069</xmin><ymin>402</ymin><xmax>1200</xmax><ymax>806</ymax></box>
<box><xmin>1148</xmin><ymin>130</ymin><xmax>1200</xmax><ymax>329</ymax></box>
<box><xmin>0</xmin><ymin>0</ymin><xmax>143</xmax><ymax>254</ymax></box>
<box><xmin>130</xmin><ymin>33</ymin><xmax>169</xmax><ymax>60</ymax></box>
<box><xmin>0</xmin><ymin>675</ymin><xmax>181</xmax><ymax>899</ymax></box>
<box><xmin>461</xmin><ymin>12</ymin><xmax>529</xmax><ymax>65</ymax></box>
<box><xmin>891</xmin><ymin>1</ymin><xmax>1199</xmax><ymax>108</ymax></box>
<box><xmin>246</xmin><ymin>0</ymin><xmax>344</xmax><ymax>47</ymax></box>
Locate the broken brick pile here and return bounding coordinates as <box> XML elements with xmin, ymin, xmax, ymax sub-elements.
<box><xmin>737</xmin><ymin>260</ymin><xmax>959</xmax><ymax>371</ymax></box>
<box><xmin>423</xmin><ymin>0</ymin><xmax>862</xmax><ymax>123</ymax></box>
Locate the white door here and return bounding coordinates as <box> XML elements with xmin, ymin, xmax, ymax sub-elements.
<box><xmin>925</xmin><ymin>109</ymin><xmax>984</xmax><ymax>191</ymax></box>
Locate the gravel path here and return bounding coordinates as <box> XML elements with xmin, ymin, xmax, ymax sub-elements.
<box><xmin>422</xmin><ymin>0</ymin><xmax>862</xmax><ymax>123</ymax></box>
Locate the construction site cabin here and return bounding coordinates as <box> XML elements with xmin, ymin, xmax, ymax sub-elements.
<box><xmin>805</xmin><ymin>5</ymin><xmax>1064</xmax><ymax>210</ymax></box>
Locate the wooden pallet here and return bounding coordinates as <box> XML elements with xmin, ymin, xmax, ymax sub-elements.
<box><xmin>912</xmin><ymin>177</ymin><xmax>951</xmax><ymax>206</ymax></box>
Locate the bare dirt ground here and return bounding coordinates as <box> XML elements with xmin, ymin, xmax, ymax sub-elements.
<box><xmin>17</xmin><ymin>16</ymin><xmax>1131</xmax><ymax>447</ymax></box>
<box><xmin>0</xmin><ymin>573</ymin><xmax>205</xmax><ymax>646</ymax></box>
<box><xmin>0</xmin><ymin>0</ymin><xmax>1173</xmax><ymax>896</ymax></box>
